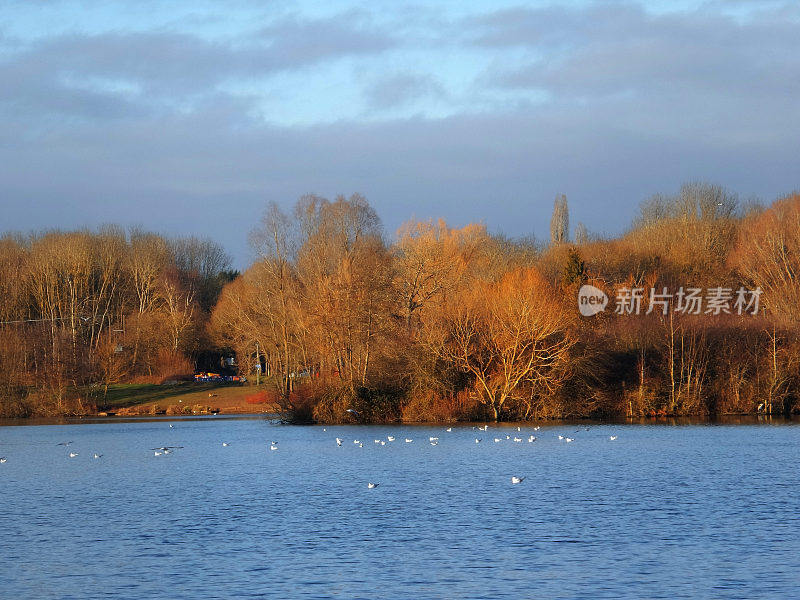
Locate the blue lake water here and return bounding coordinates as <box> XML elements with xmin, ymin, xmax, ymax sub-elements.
<box><xmin>1</xmin><ymin>417</ymin><xmax>798</xmax><ymax>599</ymax></box>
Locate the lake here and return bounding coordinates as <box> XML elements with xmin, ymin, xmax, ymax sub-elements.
<box><xmin>1</xmin><ymin>417</ymin><xmax>798</xmax><ymax>599</ymax></box>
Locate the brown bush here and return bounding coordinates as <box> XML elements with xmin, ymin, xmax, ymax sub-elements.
<box><xmin>401</xmin><ymin>389</ymin><xmax>478</xmax><ymax>422</ymax></box>
<box><xmin>154</xmin><ymin>348</ymin><xmax>194</xmax><ymax>383</ymax></box>
<box><xmin>311</xmin><ymin>385</ymin><xmax>354</xmax><ymax>423</ymax></box>
<box><xmin>286</xmin><ymin>386</ymin><xmax>316</xmax><ymax>423</ymax></box>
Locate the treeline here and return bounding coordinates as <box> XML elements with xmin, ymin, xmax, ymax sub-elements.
<box><xmin>3</xmin><ymin>184</ymin><xmax>800</xmax><ymax>422</ymax></box>
<box><xmin>0</xmin><ymin>227</ymin><xmax>234</xmax><ymax>416</ymax></box>
<box><xmin>210</xmin><ymin>185</ymin><xmax>800</xmax><ymax>423</ymax></box>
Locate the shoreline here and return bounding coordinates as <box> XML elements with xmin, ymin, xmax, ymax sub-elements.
<box><xmin>1</xmin><ymin>411</ymin><xmax>796</xmax><ymax>428</ymax></box>
<box><xmin>3</xmin><ymin>382</ymin><xmax>797</xmax><ymax>424</ymax></box>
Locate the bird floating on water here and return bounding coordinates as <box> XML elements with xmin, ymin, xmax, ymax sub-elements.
<box><xmin>429</xmin><ymin>436</ymin><xmax>438</xmax><ymax>442</ymax></box>
<box><xmin>68</xmin><ymin>452</ymin><xmax>79</xmax><ymax>458</ymax></box>
<box><xmin>353</xmin><ymin>440</ymin><xmax>361</xmax><ymax>444</ymax></box>
<box><xmin>446</xmin><ymin>427</ymin><xmax>452</xmax><ymax>432</ymax></box>
<box><xmin>405</xmin><ymin>438</ymin><xmax>413</xmax><ymax>443</ymax></box>
<box><xmin>565</xmin><ymin>437</ymin><xmax>574</xmax><ymax>443</ymax></box>
<box><xmin>558</xmin><ymin>435</ymin><xmax>564</xmax><ymax>440</ymax></box>
<box><xmin>222</xmin><ymin>442</ymin><xmax>229</xmax><ymax>447</ymax></box>
<box><xmin>511</xmin><ymin>476</ymin><xmax>525</xmax><ymax>484</ymax></box>
<box><xmin>336</xmin><ymin>438</ymin><xmax>342</xmax><ymax>446</ymax></box>
<box><xmin>513</xmin><ymin>437</ymin><xmax>522</xmax><ymax>443</ymax></box>
<box><xmin>154</xmin><ymin>451</ymin><xmax>163</xmax><ymax>456</ymax></box>
<box><xmin>609</xmin><ymin>436</ymin><xmax>617</xmax><ymax>441</ymax></box>
<box><xmin>93</xmin><ymin>453</ymin><xmax>102</xmax><ymax>459</ymax></box>
<box><xmin>57</xmin><ymin>441</ymin><xmax>73</xmax><ymax>446</ymax></box>
<box><xmin>430</xmin><ymin>440</ymin><xmax>438</xmax><ymax>446</ymax></box>
<box><xmin>494</xmin><ymin>438</ymin><xmax>501</xmax><ymax>443</ymax></box>
<box><xmin>0</xmin><ymin>457</ymin><xmax>7</xmax><ymax>463</ymax></box>
<box><xmin>367</xmin><ymin>482</ymin><xmax>379</xmax><ymax>489</ymax></box>
<box><xmin>528</xmin><ymin>436</ymin><xmax>536</xmax><ymax>443</ymax></box>
<box><xmin>387</xmin><ymin>436</ymin><xmax>395</xmax><ymax>442</ymax></box>
<box><xmin>475</xmin><ymin>438</ymin><xmax>481</xmax><ymax>443</ymax></box>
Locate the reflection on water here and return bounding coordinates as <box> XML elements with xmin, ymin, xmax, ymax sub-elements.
<box><xmin>1</xmin><ymin>417</ymin><xmax>798</xmax><ymax>599</ymax></box>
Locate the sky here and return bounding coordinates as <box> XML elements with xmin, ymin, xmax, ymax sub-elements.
<box><xmin>1</xmin><ymin>0</ymin><xmax>798</xmax><ymax>267</ymax></box>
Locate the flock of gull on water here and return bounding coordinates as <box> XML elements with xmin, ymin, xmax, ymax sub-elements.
<box><xmin>0</xmin><ymin>423</ymin><xmax>620</xmax><ymax>488</ymax></box>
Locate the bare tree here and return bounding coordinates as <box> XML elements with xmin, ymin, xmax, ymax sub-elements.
<box><xmin>550</xmin><ymin>194</ymin><xmax>569</xmax><ymax>245</ymax></box>
<box><xmin>574</xmin><ymin>222</ymin><xmax>589</xmax><ymax>245</ymax></box>
<box><xmin>297</xmin><ymin>194</ymin><xmax>392</xmax><ymax>391</ymax></box>
<box><xmin>436</xmin><ymin>267</ymin><xmax>575</xmax><ymax>420</ymax></box>
<box><xmin>170</xmin><ymin>236</ymin><xmax>232</xmax><ymax>311</ymax></box>
<box><xmin>249</xmin><ymin>202</ymin><xmax>300</xmax><ymax>400</ymax></box>
<box><xmin>394</xmin><ymin>219</ymin><xmax>488</xmax><ymax>336</ymax></box>
<box><xmin>733</xmin><ymin>193</ymin><xmax>800</xmax><ymax>323</ymax></box>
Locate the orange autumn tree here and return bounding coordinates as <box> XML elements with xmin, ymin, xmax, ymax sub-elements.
<box><xmin>295</xmin><ymin>194</ymin><xmax>394</xmax><ymax>392</ymax></box>
<box><xmin>394</xmin><ymin>219</ymin><xmax>489</xmax><ymax>336</ymax></box>
<box><xmin>731</xmin><ymin>193</ymin><xmax>800</xmax><ymax>414</ymax></box>
<box><xmin>436</xmin><ymin>266</ymin><xmax>576</xmax><ymax>420</ymax></box>
<box><xmin>733</xmin><ymin>193</ymin><xmax>800</xmax><ymax>324</ymax></box>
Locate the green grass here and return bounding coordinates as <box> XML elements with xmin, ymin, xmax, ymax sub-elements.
<box><xmin>99</xmin><ymin>382</ymin><xmax>243</xmax><ymax>410</ymax></box>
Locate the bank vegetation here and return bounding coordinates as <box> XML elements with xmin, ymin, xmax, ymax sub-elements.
<box><xmin>2</xmin><ymin>183</ymin><xmax>799</xmax><ymax>421</ymax></box>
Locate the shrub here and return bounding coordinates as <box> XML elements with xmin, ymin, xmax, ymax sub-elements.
<box><xmin>402</xmin><ymin>389</ymin><xmax>479</xmax><ymax>422</ymax></box>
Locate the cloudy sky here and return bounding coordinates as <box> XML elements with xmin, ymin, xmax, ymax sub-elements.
<box><xmin>1</xmin><ymin>0</ymin><xmax>798</xmax><ymax>266</ymax></box>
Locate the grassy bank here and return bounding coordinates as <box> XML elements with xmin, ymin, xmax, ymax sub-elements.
<box><xmin>98</xmin><ymin>382</ymin><xmax>280</xmax><ymax>416</ymax></box>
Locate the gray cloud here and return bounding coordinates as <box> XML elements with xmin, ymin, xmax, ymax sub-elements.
<box><xmin>0</xmin><ymin>2</ymin><xmax>798</xmax><ymax>268</ymax></box>
<box><xmin>259</xmin><ymin>12</ymin><xmax>395</xmax><ymax>67</ymax></box>
<box><xmin>473</xmin><ymin>3</ymin><xmax>800</xmax><ymax>100</ymax></box>
<box><xmin>1</xmin><ymin>97</ymin><xmax>797</xmax><ymax>267</ymax></box>
<box><xmin>365</xmin><ymin>72</ymin><xmax>446</xmax><ymax>109</ymax></box>
<box><xmin>0</xmin><ymin>12</ymin><xmax>395</xmax><ymax>119</ymax></box>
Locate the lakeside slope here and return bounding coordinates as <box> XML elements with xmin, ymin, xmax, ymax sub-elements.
<box><xmin>100</xmin><ymin>383</ymin><xmax>279</xmax><ymax>416</ymax></box>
